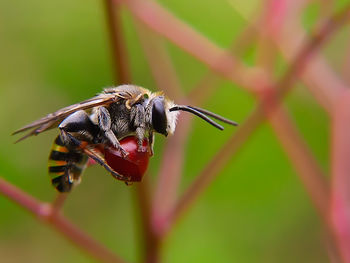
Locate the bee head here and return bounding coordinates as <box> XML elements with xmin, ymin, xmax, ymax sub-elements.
<box><xmin>149</xmin><ymin>96</ymin><xmax>179</xmax><ymax>137</ymax></box>
<box><xmin>149</xmin><ymin>95</ymin><xmax>238</xmax><ymax>137</ymax></box>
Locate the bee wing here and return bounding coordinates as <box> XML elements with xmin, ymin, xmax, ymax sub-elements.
<box><xmin>13</xmin><ymin>92</ymin><xmax>127</xmax><ymax>142</ymax></box>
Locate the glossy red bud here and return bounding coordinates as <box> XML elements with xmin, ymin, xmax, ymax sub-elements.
<box><xmin>104</xmin><ymin>136</ymin><xmax>150</xmax><ymax>182</ymax></box>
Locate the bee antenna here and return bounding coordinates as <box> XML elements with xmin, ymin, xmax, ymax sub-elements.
<box><xmin>187</xmin><ymin>106</ymin><xmax>238</xmax><ymax>126</ymax></box>
<box><xmin>169</xmin><ymin>105</ymin><xmax>224</xmax><ymax>130</ymax></box>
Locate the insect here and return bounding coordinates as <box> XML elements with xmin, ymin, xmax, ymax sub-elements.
<box><xmin>13</xmin><ymin>85</ymin><xmax>238</xmax><ymax>192</ymax></box>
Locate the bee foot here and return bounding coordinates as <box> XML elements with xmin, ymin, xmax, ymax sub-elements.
<box><xmin>119</xmin><ymin>147</ymin><xmax>129</xmax><ymax>158</ymax></box>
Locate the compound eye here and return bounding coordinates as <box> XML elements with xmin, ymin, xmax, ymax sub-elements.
<box><xmin>152</xmin><ymin>97</ymin><xmax>168</xmax><ymax>136</ymax></box>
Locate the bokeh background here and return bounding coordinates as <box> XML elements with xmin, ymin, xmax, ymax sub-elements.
<box><xmin>1</xmin><ymin>0</ymin><xmax>349</xmax><ymax>262</ymax></box>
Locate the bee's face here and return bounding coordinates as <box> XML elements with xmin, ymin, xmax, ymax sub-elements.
<box><xmin>149</xmin><ymin>96</ymin><xmax>179</xmax><ymax>136</ymax></box>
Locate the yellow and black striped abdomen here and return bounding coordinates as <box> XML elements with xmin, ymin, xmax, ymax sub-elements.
<box><xmin>48</xmin><ymin>136</ymin><xmax>88</xmax><ymax>192</ymax></box>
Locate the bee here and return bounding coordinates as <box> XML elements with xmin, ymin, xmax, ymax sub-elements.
<box><xmin>13</xmin><ymin>85</ymin><xmax>238</xmax><ymax>192</ymax></box>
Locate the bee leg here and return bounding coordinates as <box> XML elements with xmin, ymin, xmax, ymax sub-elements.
<box><xmin>148</xmin><ymin>132</ymin><xmax>154</xmax><ymax>156</ymax></box>
<box><xmin>97</xmin><ymin>106</ymin><xmax>128</xmax><ymax>157</ymax></box>
<box><xmin>82</xmin><ymin>147</ymin><xmax>132</xmax><ymax>182</ymax></box>
<box><xmin>136</xmin><ymin>128</ymin><xmax>146</xmax><ymax>152</ymax></box>
<box><xmin>59</xmin><ymin>128</ymin><xmax>84</xmax><ymax>148</ymax></box>
<box><xmin>59</xmin><ymin>129</ymin><xmax>132</xmax><ymax>182</ymax></box>
<box><xmin>131</xmin><ymin>104</ymin><xmax>146</xmax><ymax>152</ymax></box>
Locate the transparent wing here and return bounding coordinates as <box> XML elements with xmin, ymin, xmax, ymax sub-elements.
<box><xmin>13</xmin><ymin>92</ymin><xmax>128</xmax><ymax>142</ymax></box>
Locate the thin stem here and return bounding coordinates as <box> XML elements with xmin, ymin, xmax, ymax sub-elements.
<box><xmin>51</xmin><ymin>215</ymin><xmax>126</xmax><ymax>263</ymax></box>
<box><xmin>0</xmin><ymin>177</ymin><xmax>126</xmax><ymax>263</ymax></box>
<box><xmin>0</xmin><ymin>177</ymin><xmax>47</xmax><ymax>216</ymax></box>
<box><xmin>272</xmin><ymin>11</ymin><xmax>348</xmax><ymax>113</ymax></box>
<box><xmin>122</xmin><ymin>0</ymin><xmax>266</xmax><ymax>92</ymax></box>
<box><xmin>255</xmin><ymin>1</ymin><xmax>278</xmax><ymax>74</ymax></box>
<box><xmin>167</xmin><ymin>5</ymin><xmax>350</xmax><ymax>232</ymax></box>
<box><xmin>125</xmin><ymin>0</ymin><xmax>348</xmax><ymax>115</ymax></box>
<box><xmin>52</xmin><ymin>193</ymin><xmax>68</xmax><ymax>211</ymax></box>
<box><xmin>134</xmin><ymin>21</ymin><xmax>183</xmax><ymax>99</ymax></box>
<box><xmin>253</xmin><ymin>3</ymin><xmax>338</xmax><ymax>258</ymax></box>
<box><xmin>267</xmin><ymin>104</ymin><xmax>329</xmax><ymax>220</ymax></box>
<box><xmin>256</xmin><ymin>0</ymin><xmax>329</xmax><ymax>224</ymax></box>
<box><xmin>169</xmin><ymin>106</ymin><xmax>264</xmax><ymax>227</ymax></box>
<box><xmin>133</xmin><ymin>14</ymin><xmax>191</xmax><ymax>240</ymax></box>
<box><xmin>330</xmin><ymin>91</ymin><xmax>350</xmax><ymax>263</ymax></box>
<box><xmin>133</xmin><ymin>178</ymin><xmax>162</xmax><ymax>263</ymax></box>
<box><xmin>341</xmin><ymin>37</ymin><xmax>350</xmax><ymax>86</ymax></box>
<box><xmin>187</xmin><ymin>14</ymin><xmax>262</xmax><ymax>105</ymax></box>
<box><xmin>151</xmin><ymin>114</ymin><xmax>192</xmax><ymax>236</ymax></box>
<box><xmin>104</xmin><ymin>1</ymin><xmax>159</xmax><ymax>262</ymax></box>
<box><xmin>268</xmin><ymin>4</ymin><xmax>350</xmax><ymax>105</ymax></box>
<box><xmin>104</xmin><ymin>0</ymin><xmax>131</xmax><ymax>84</ymax></box>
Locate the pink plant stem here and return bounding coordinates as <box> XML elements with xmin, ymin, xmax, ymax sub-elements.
<box><xmin>271</xmin><ymin>5</ymin><xmax>350</xmax><ymax>99</ymax></box>
<box><xmin>187</xmin><ymin>16</ymin><xmax>266</xmax><ymax>104</ymax></box>
<box><xmin>133</xmin><ymin>19</ymin><xmax>193</xmax><ymax>237</ymax></box>
<box><xmin>255</xmin><ymin>3</ymin><xmax>338</xmax><ymax>257</ymax></box>
<box><xmin>0</xmin><ymin>177</ymin><xmax>46</xmax><ymax>216</ymax></box>
<box><xmin>187</xmin><ymin>74</ymin><xmax>222</xmax><ymax>105</ymax></box>
<box><xmin>144</xmin><ymin>33</ymin><xmax>260</xmax><ymax>236</ymax></box>
<box><xmin>315</xmin><ymin>0</ymin><xmax>334</xmax><ymax>29</ymax></box>
<box><xmin>271</xmin><ymin>1</ymin><xmax>348</xmax><ymax>113</ymax></box>
<box><xmin>256</xmin><ymin>0</ymin><xmax>329</xmax><ymax>227</ymax></box>
<box><xmin>134</xmin><ymin>180</ymin><xmax>162</xmax><ymax>263</ymax></box>
<box><xmin>121</xmin><ymin>0</ymin><xmax>266</xmax><ymax>92</ymax></box>
<box><xmin>187</xmin><ymin>19</ymin><xmax>263</xmax><ymax>105</ymax></box>
<box><xmin>134</xmin><ymin>13</ymin><xmax>261</xmax><ymax>237</ymax></box>
<box><xmin>169</xmin><ymin>107</ymin><xmax>265</xmax><ymax>227</ymax></box>
<box><xmin>341</xmin><ymin>39</ymin><xmax>350</xmax><ymax>86</ymax></box>
<box><xmin>224</xmin><ymin>0</ymin><xmax>348</xmax><ymax>114</ymax></box>
<box><xmin>103</xmin><ymin>2</ymin><xmax>161</xmax><ymax>261</ymax></box>
<box><xmin>0</xmin><ymin>177</ymin><xmax>126</xmax><ymax>263</ymax></box>
<box><xmin>104</xmin><ymin>0</ymin><xmax>131</xmax><ymax>83</ymax></box>
<box><xmin>52</xmin><ymin>193</ymin><xmax>68</xmax><ymax>211</ymax></box>
<box><xmin>151</xmin><ymin>114</ymin><xmax>192</xmax><ymax>236</ymax></box>
<box><xmin>123</xmin><ymin>0</ymin><xmax>348</xmax><ymax>113</ymax></box>
<box><xmin>231</xmin><ymin>18</ymin><xmax>260</xmax><ymax>55</ymax></box>
<box><xmin>266</xmin><ymin>104</ymin><xmax>329</xmax><ymax>219</ymax></box>
<box><xmin>134</xmin><ymin>21</ymin><xmax>183</xmax><ymax>99</ymax></box>
<box><xmin>255</xmin><ymin>0</ymin><xmax>281</xmax><ymax>73</ymax></box>
<box><xmin>331</xmin><ymin>90</ymin><xmax>350</xmax><ymax>263</ymax></box>
<box><xmin>166</xmin><ymin>6</ymin><xmax>350</xmax><ymax>231</ymax></box>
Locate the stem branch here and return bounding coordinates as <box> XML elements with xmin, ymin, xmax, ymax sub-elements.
<box><xmin>0</xmin><ymin>177</ymin><xmax>126</xmax><ymax>263</ymax></box>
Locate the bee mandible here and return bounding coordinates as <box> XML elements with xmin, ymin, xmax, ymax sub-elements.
<box><xmin>13</xmin><ymin>85</ymin><xmax>238</xmax><ymax>192</ymax></box>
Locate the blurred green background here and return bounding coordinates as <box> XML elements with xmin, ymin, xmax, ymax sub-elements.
<box><xmin>0</xmin><ymin>0</ymin><xmax>344</xmax><ymax>262</ymax></box>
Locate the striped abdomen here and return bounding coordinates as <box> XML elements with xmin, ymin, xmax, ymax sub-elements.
<box><xmin>48</xmin><ymin>136</ymin><xmax>88</xmax><ymax>192</ymax></box>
